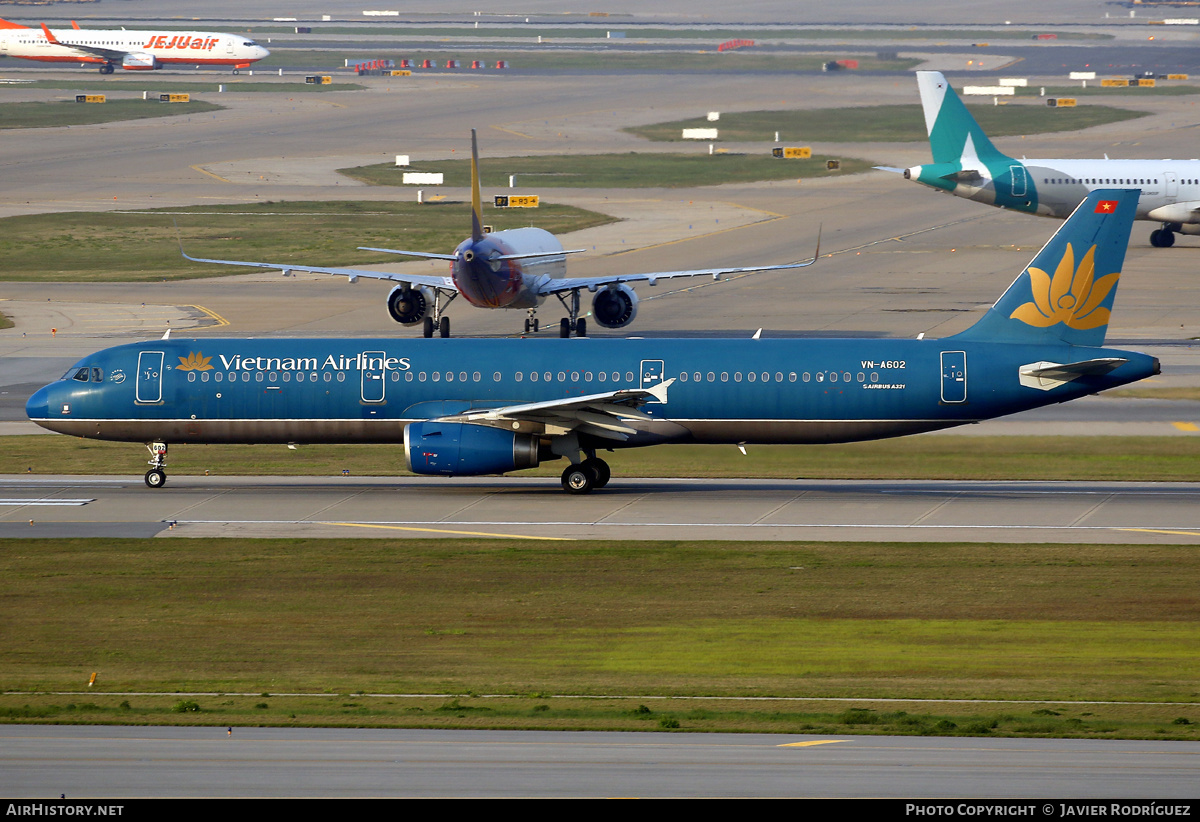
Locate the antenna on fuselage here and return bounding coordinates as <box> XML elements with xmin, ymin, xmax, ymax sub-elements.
<box><xmin>470</xmin><ymin>128</ymin><xmax>484</xmax><ymax>243</ymax></box>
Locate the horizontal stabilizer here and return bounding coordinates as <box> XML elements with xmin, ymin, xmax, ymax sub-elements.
<box><xmin>357</xmin><ymin>246</ymin><xmax>459</xmax><ymax>261</ymax></box>
<box><xmin>943</xmin><ymin>168</ymin><xmax>984</xmax><ymax>183</ymax></box>
<box><xmin>1019</xmin><ymin>358</ymin><xmax>1128</xmax><ymax>391</ymax></box>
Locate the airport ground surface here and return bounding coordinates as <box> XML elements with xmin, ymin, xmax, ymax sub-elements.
<box><xmin>3</xmin><ymin>725</ymin><xmax>1198</xmax><ymax>799</ymax></box>
<box><xmin>4</xmin><ymin>4</ymin><xmax>1200</xmax><ymax>797</ymax></box>
<box><xmin>6</xmin><ymin>474</ymin><xmax>1200</xmax><ymax>544</ymax></box>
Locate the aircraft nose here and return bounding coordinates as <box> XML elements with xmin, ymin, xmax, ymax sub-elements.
<box><xmin>25</xmin><ymin>383</ymin><xmax>53</xmax><ymax>422</ymax></box>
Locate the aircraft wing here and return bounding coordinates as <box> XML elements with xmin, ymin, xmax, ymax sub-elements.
<box><xmin>181</xmin><ymin>251</ymin><xmax>455</xmax><ymax>290</ymax></box>
<box><xmin>534</xmin><ymin>231</ymin><xmax>820</xmax><ymax>297</ymax></box>
<box><xmin>40</xmin><ymin>23</ymin><xmax>127</xmax><ymax>60</ymax></box>
<box><xmin>447</xmin><ymin>379</ymin><xmax>675</xmax><ymax>441</ymax></box>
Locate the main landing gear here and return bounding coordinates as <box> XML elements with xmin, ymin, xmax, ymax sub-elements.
<box><xmin>420</xmin><ymin>291</ymin><xmax>456</xmax><ymax>338</ymax></box>
<box><xmin>560</xmin><ymin>456</ymin><xmax>610</xmax><ymax>494</ymax></box>
<box><xmin>144</xmin><ymin>442</ymin><xmax>168</xmax><ymax>488</ymax></box>
<box><xmin>98</xmin><ymin>63</ymin><xmax>115</xmax><ymax>75</ymax></box>
<box><xmin>555</xmin><ymin>289</ymin><xmax>587</xmax><ymax>338</ymax></box>
<box><xmin>1151</xmin><ymin>225</ymin><xmax>1177</xmax><ymax>248</ymax></box>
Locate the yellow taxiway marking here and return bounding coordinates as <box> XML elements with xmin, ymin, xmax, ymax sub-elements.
<box><xmin>1171</xmin><ymin>422</ymin><xmax>1199</xmax><ymax>432</ymax></box>
<box><xmin>489</xmin><ymin>124</ymin><xmax>537</xmax><ymax>139</ymax></box>
<box><xmin>778</xmin><ymin>740</ymin><xmax>847</xmax><ymax>748</ymax></box>
<box><xmin>188</xmin><ymin>304</ymin><xmax>230</xmax><ymax>328</ymax></box>
<box><xmin>190</xmin><ymin>164</ymin><xmax>233</xmax><ymax>184</ymax></box>
<box><xmin>323</xmin><ymin>522</ymin><xmax>572</xmax><ymax>540</ymax></box>
<box><xmin>1116</xmin><ymin>528</ymin><xmax>1200</xmax><ymax>538</ymax></box>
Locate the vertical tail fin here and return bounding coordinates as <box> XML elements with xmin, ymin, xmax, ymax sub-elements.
<box><xmin>917</xmin><ymin>71</ymin><xmax>1009</xmax><ymax>165</ymax></box>
<box><xmin>951</xmin><ymin>190</ymin><xmax>1137</xmax><ymax>346</ymax></box>
<box><xmin>0</xmin><ymin>18</ymin><xmax>30</xmax><ymax>30</ymax></box>
<box><xmin>470</xmin><ymin>128</ymin><xmax>484</xmax><ymax>243</ymax></box>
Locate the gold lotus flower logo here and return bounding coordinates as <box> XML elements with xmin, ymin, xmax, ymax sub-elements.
<box><xmin>1009</xmin><ymin>243</ymin><xmax>1118</xmax><ymax>331</ymax></box>
<box><xmin>177</xmin><ymin>351</ymin><xmax>214</xmax><ymax>371</ymax></box>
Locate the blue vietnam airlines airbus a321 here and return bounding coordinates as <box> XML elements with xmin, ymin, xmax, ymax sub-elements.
<box><xmin>184</xmin><ymin>129</ymin><xmax>819</xmax><ymax>339</ymax></box>
<box><xmin>28</xmin><ymin>191</ymin><xmax>1157</xmax><ymax>494</ymax></box>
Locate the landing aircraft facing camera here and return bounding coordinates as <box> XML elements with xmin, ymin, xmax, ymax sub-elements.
<box><xmin>184</xmin><ymin>129</ymin><xmax>819</xmax><ymax>338</ymax></box>
<box><xmin>0</xmin><ymin>17</ymin><xmax>268</xmax><ymax>73</ymax></box>
<box><xmin>30</xmin><ymin>191</ymin><xmax>1156</xmax><ymax>494</ymax></box>
<box><xmin>887</xmin><ymin>70</ymin><xmax>1200</xmax><ymax>248</ymax></box>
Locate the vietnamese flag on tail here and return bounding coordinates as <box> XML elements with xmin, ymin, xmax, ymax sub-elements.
<box><xmin>1095</xmin><ymin>200</ymin><xmax>1119</xmax><ymax>213</ymax></box>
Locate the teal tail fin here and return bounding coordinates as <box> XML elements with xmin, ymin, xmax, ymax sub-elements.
<box><xmin>951</xmin><ymin>190</ymin><xmax>1137</xmax><ymax>347</ymax></box>
<box><xmin>917</xmin><ymin>71</ymin><xmax>1009</xmax><ymax>165</ymax></box>
<box><xmin>470</xmin><ymin>128</ymin><xmax>484</xmax><ymax>243</ymax></box>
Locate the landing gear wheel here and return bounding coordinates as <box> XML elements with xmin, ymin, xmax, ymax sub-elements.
<box><xmin>1151</xmin><ymin>228</ymin><xmax>1176</xmax><ymax>248</ymax></box>
<box><xmin>533</xmin><ymin>318</ymin><xmax>539</xmax><ymax>332</ymax></box>
<box><xmin>561</xmin><ymin>463</ymin><xmax>596</xmax><ymax>494</ymax></box>
<box><xmin>524</xmin><ymin>319</ymin><xmax>531</xmax><ymax>333</ymax></box>
<box><xmin>560</xmin><ymin>318</ymin><xmax>571</xmax><ymax>338</ymax></box>
<box><xmin>423</xmin><ymin>317</ymin><xmax>434</xmax><ymax>338</ymax></box>
<box><xmin>576</xmin><ymin>318</ymin><xmax>587</xmax><ymax>338</ymax></box>
<box><xmin>581</xmin><ymin>457</ymin><xmax>609</xmax><ymax>488</ymax></box>
<box><xmin>145</xmin><ymin>469</ymin><xmax>166</xmax><ymax>489</ymax></box>
<box><xmin>438</xmin><ymin>316</ymin><xmax>450</xmax><ymax>338</ymax></box>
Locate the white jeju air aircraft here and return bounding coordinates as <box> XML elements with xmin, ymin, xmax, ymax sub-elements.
<box><xmin>0</xmin><ymin>17</ymin><xmax>269</xmax><ymax>74</ymax></box>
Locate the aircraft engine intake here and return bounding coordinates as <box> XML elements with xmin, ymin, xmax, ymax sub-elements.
<box><xmin>121</xmin><ymin>52</ymin><xmax>161</xmax><ymax>70</ymax></box>
<box><xmin>592</xmin><ymin>284</ymin><xmax>639</xmax><ymax>329</ymax></box>
<box><xmin>404</xmin><ymin>421</ymin><xmax>541</xmax><ymax>476</ymax></box>
<box><xmin>387</xmin><ymin>285</ymin><xmax>432</xmax><ymax>326</ymax></box>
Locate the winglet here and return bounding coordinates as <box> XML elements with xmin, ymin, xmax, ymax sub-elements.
<box><xmin>39</xmin><ymin>22</ymin><xmax>60</xmax><ymax>44</ymax></box>
<box><xmin>470</xmin><ymin>128</ymin><xmax>484</xmax><ymax>243</ymax></box>
<box><xmin>647</xmin><ymin>377</ymin><xmax>675</xmax><ymax>404</ymax></box>
<box><xmin>71</xmin><ymin>20</ymin><xmax>80</xmax><ymax>30</ymax></box>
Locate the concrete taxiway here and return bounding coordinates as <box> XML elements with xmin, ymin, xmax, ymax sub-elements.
<box><xmin>5</xmin><ymin>475</ymin><xmax>1200</xmax><ymax>543</ymax></box>
<box><xmin>2</xmin><ymin>725</ymin><xmax>1197</xmax><ymax>798</ymax></box>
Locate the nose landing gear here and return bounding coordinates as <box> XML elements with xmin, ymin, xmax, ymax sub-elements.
<box><xmin>144</xmin><ymin>442</ymin><xmax>168</xmax><ymax>488</ymax></box>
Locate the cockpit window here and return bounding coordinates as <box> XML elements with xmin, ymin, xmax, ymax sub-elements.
<box><xmin>243</xmin><ymin>40</ymin><xmax>257</xmax><ymax>47</ymax></box>
<box><xmin>91</xmin><ymin>367</ymin><xmax>104</xmax><ymax>382</ymax></box>
<box><xmin>72</xmin><ymin>367</ymin><xmax>91</xmax><ymax>382</ymax></box>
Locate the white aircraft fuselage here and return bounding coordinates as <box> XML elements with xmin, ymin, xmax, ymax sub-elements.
<box><xmin>0</xmin><ymin>18</ymin><xmax>269</xmax><ymax>72</ymax></box>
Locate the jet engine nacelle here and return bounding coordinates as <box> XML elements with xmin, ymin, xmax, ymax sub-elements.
<box><xmin>592</xmin><ymin>284</ymin><xmax>639</xmax><ymax>329</ymax></box>
<box><xmin>121</xmin><ymin>52</ymin><xmax>162</xmax><ymax>70</ymax></box>
<box><xmin>386</xmin><ymin>285</ymin><xmax>433</xmax><ymax>326</ymax></box>
<box><xmin>404</xmin><ymin>421</ymin><xmax>541</xmax><ymax>476</ymax></box>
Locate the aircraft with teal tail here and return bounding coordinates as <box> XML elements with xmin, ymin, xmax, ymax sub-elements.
<box><xmin>892</xmin><ymin>71</ymin><xmax>1200</xmax><ymax>248</ymax></box>
<box><xmin>27</xmin><ymin>190</ymin><xmax>1157</xmax><ymax>494</ymax></box>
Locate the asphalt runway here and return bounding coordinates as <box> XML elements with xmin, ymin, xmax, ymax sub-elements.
<box><xmin>5</xmin><ymin>474</ymin><xmax>1200</xmax><ymax>543</ymax></box>
<box><xmin>1</xmin><ymin>725</ymin><xmax>1196</xmax><ymax>798</ymax></box>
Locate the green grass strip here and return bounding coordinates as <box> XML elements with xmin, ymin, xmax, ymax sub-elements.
<box><xmin>0</xmin><ymin>200</ymin><xmax>614</xmax><ymax>282</ymax></box>
<box><xmin>7</xmin><ymin>435</ymin><xmax>1200</xmax><ymax>482</ymax></box>
<box><xmin>627</xmin><ymin>104</ymin><xmax>1151</xmax><ymax>143</ymax></box>
<box><xmin>341</xmin><ymin>152</ymin><xmax>869</xmax><ymax>189</ymax></box>
<box><xmin>0</xmin><ymin>538</ymin><xmax>1196</xmax><ymax>738</ymax></box>
<box><xmin>0</xmin><ymin>99</ymin><xmax>224</xmax><ymax>130</ymax></box>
